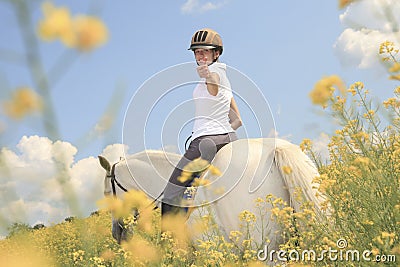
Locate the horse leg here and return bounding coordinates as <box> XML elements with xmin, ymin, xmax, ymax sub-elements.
<box><xmin>112</xmin><ymin>218</ymin><xmax>124</xmax><ymax>244</ymax></box>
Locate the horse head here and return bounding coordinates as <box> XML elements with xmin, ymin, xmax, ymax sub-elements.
<box><xmin>98</xmin><ymin>155</ymin><xmax>113</xmax><ymax>196</ymax></box>
<box><xmin>98</xmin><ymin>155</ymin><xmax>132</xmax><ymax>244</ymax></box>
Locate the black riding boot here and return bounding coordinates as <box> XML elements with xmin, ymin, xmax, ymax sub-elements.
<box><xmin>161</xmin><ymin>202</ymin><xmax>182</xmax><ymax>236</ymax></box>
<box><xmin>161</xmin><ymin>202</ymin><xmax>177</xmax><ymax>217</ymax></box>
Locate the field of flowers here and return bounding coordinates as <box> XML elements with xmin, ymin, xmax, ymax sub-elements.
<box><xmin>0</xmin><ymin>0</ymin><xmax>399</xmax><ymax>266</ymax></box>
<box><xmin>1</xmin><ymin>76</ymin><xmax>399</xmax><ymax>265</ymax></box>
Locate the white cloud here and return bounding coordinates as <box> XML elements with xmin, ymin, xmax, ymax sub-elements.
<box><xmin>0</xmin><ymin>135</ymin><xmax>127</xmax><ymax>235</ymax></box>
<box><xmin>312</xmin><ymin>132</ymin><xmax>330</xmax><ymax>162</ymax></box>
<box><xmin>334</xmin><ymin>0</ymin><xmax>400</xmax><ymax>70</ymax></box>
<box><xmin>339</xmin><ymin>0</ymin><xmax>400</xmax><ymax>32</ymax></box>
<box><xmin>181</xmin><ymin>0</ymin><xmax>228</xmax><ymax>14</ymax></box>
<box><xmin>100</xmin><ymin>143</ymin><xmax>128</xmax><ymax>163</ymax></box>
<box><xmin>0</xmin><ymin>199</ymin><xmax>27</xmax><ymax>223</ymax></box>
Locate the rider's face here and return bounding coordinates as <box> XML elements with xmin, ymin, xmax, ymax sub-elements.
<box><xmin>194</xmin><ymin>49</ymin><xmax>218</xmax><ymax>64</ymax></box>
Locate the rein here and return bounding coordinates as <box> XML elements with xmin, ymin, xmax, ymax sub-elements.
<box><xmin>109</xmin><ymin>163</ymin><xmax>128</xmax><ymax>196</ymax></box>
<box><xmin>107</xmin><ymin>131</ymin><xmax>193</xmax><ymax>215</ymax></box>
<box><xmin>108</xmin><ymin>134</ymin><xmax>192</xmax><ymax>208</ymax></box>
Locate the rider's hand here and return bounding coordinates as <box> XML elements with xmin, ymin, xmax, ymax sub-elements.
<box><xmin>197</xmin><ymin>57</ymin><xmax>210</xmax><ymax>79</ymax></box>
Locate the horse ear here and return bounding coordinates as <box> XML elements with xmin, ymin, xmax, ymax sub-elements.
<box><xmin>98</xmin><ymin>155</ymin><xmax>111</xmax><ymax>173</ymax></box>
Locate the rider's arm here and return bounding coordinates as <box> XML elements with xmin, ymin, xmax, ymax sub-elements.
<box><xmin>205</xmin><ymin>72</ymin><xmax>219</xmax><ymax>96</ymax></box>
<box><xmin>229</xmin><ymin>97</ymin><xmax>242</xmax><ymax>130</ymax></box>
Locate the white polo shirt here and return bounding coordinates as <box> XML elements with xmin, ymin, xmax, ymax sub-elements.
<box><xmin>192</xmin><ymin>62</ymin><xmax>234</xmax><ymax>140</ymax></box>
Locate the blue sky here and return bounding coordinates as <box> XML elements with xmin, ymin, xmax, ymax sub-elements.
<box><xmin>0</xmin><ymin>0</ymin><xmax>399</xmax><ymax>231</ymax></box>
<box><xmin>1</xmin><ymin>0</ymin><xmax>397</xmax><ymax>157</ymax></box>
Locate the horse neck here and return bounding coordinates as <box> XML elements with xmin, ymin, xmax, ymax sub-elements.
<box><xmin>113</xmin><ymin>150</ymin><xmax>181</xmax><ymax>200</ymax></box>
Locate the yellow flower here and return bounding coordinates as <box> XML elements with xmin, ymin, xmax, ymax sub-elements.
<box><xmin>348</xmin><ymin>87</ymin><xmax>357</xmax><ymax>96</ymax></box>
<box><xmin>353</xmin><ymin>156</ymin><xmax>372</xmax><ymax>167</ymax></box>
<box><xmin>161</xmin><ymin>213</ymin><xmax>190</xmax><ymax>248</ymax></box>
<box><xmin>363</xmin><ymin>109</ymin><xmax>375</xmax><ymax>119</ymax></box>
<box><xmin>177</xmin><ymin>171</ymin><xmax>192</xmax><ymax>183</ymax></box>
<box><xmin>299</xmin><ymin>138</ymin><xmax>312</xmax><ymax>151</ymax></box>
<box><xmin>270</xmin><ymin>207</ymin><xmax>280</xmax><ymax>217</ymax></box>
<box><xmin>71</xmin><ymin>15</ymin><xmax>108</xmax><ymax>51</ymax></box>
<box><xmin>383</xmin><ymin>97</ymin><xmax>399</xmax><ymax>109</ymax></box>
<box><xmin>123</xmin><ymin>189</ymin><xmax>152</xmax><ymax>210</ymax></box>
<box><xmin>191</xmin><ymin>177</ymin><xmax>211</xmax><ymax>187</ymax></box>
<box><xmin>309</xmin><ymin>75</ymin><xmax>345</xmax><ymax>108</ymax></box>
<box><xmin>319</xmin><ymin>177</ymin><xmax>336</xmax><ymax>194</ymax></box>
<box><xmin>254</xmin><ymin>197</ymin><xmax>264</xmax><ymax>205</ymax></box>
<box><xmin>389</xmin><ymin>62</ymin><xmax>400</xmax><ymax>73</ymax></box>
<box><xmin>239</xmin><ymin>210</ymin><xmax>256</xmax><ymax>222</ymax></box>
<box><xmin>272</xmin><ymin>197</ymin><xmax>285</xmax><ymax>205</ymax></box>
<box><xmin>208</xmin><ymin>165</ymin><xmax>222</xmax><ymax>176</ymax></box>
<box><xmin>3</xmin><ymin>87</ymin><xmax>43</xmax><ymax>119</ymax></box>
<box><xmin>379</xmin><ymin>41</ymin><xmax>390</xmax><ymax>54</ymax></box>
<box><xmin>37</xmin><ymin>2</ymin><xmax>108</xmax><ymax>51</ymax></box>
<box><xmin>72</xmin><ymin>249</ymin><xmax>85</xmax><ymax>262</ymax></box>
<box><xmin>122</xmin><ymin>237</ymin><xmax>160</xmax><ymax>263</ymax></box>
<box><xmin>379</xmin><ymin>41</ymin><xmax>398</xmax><ymax>56</ymax></box>
<box><xmin>229</xmin><ymin>230</ymin><xmax>243</xmax><ymax>241</ymax></box>
<box><xmin>371</xmin><ymin>248</ymin><xmax>380</xmax><ymax>255</ymax></box>
<box><xmin>332</xmin><ymin>96</ymin><xmax>346</xmax><ymax>111</ymax></box>
<box><xmin>97</xmin><ymin>196</ymin><xmax>124</xmax><ymax>216</ymax></box>
<box><xmin>338</xmin><ymin>0</ymin><xmax>355</xmax><ymax>9</ymax></box>
<box><xmin>0</xmin><ymin>242</ymin><xmax>56</xmax><ymax>267</ymax></box>
<box><xmin>362</xmin><ymin>220</ymin><xmax>374</xmax><ymax>225</ymax></box>
<box><xmin>100</xmin><ymin>249</ymin><xmax>115</xmax><ymax>261</ymax></box>
<box><xmin>187</xmin><ymin>158</ymin><xmax>210</xmax><ymax>172</ymax></box>
<box><xmin>389</xmin><ymin>74</ymin><xmax>400</xmax><ymax>81</ymax></box>
<box><xmin>37</xmin><ymin>2</ymin><xmax>75</xmax><ymax>45</ymax></box>
<box><xmin>282</xmin><ymin>166</ymin><xmax>292</xmax><ymax>174</ymax></box>
<box><xmin>355</xmin><ymin>81</ymin><xmax>364</xmax><ymax>89</ymax></box>
<box><xmin>309</xmin><ymin>85</ymin><xmax>333</xmax><ymax>108</ymax></box>
<box><xmin>335</xmin><ymin>129</ymin><xmax>344</xmax><ymax>136</ymax></box>
<box><xmin>381</xmin><ymin>232</ymin><xmax>395</xmax><ymax>238</ymax></box>
<box><xmin>248</xmin><ymin>261</ymin><xmax>267</xmax><ymax>267</ymax></box>
<box><xmin>349</xmin><ymin>81</ymin><xmax>364</xmax><ymax>96</ymax></box>
<box><xmin>178</xmin><ymin>158</ymin><xmax>220</xmax><ymax>183</ymax></box>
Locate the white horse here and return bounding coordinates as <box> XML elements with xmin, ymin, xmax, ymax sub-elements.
<box><xmin>98</xmin><ymin>138</ymin><xmax>323</xmax><ymax>253</ymax></box>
